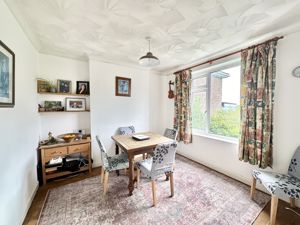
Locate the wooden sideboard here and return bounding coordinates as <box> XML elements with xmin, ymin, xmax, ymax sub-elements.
<box><xmin>39</xmin><ymin>139</ymin><xmax>92</xmax><ymax>185</ymax></box>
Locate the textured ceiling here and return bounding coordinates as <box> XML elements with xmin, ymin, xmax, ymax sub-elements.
<box><xmin>5</xmin><ymin>0</ymin><xmax>300</xmax><ymax>72</ymax></box>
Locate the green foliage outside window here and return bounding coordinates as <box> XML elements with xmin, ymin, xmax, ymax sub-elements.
<box><xmin>209</xmin><ymin>107</ymin><xmax>240</xmax><ymax>138</ymax></box>
<box><xmin>191</xmin><ymin>95</ymin><xmax>206</xmax><ymax>130</ymax></box>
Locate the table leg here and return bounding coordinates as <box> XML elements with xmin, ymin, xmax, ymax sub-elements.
<box><xmin>115</xmin><ymin>144</ymin><xmax>120</xmax><ymax>176</ymax></box>
<box><xmin>128</xmin><ymin>153</ymin><xmax>135</xmax><ymax>196</ymax></box>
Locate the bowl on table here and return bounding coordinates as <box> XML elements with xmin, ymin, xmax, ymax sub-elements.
<box><xmin>57</xmin><ymin>133</ymin><xmax>79</xmax><ymax>143</ymax></box>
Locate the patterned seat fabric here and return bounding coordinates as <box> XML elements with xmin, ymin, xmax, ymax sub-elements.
<box><xmin>163</xmin><ymin>128</ymin><xmax>178</xmax><ymax>140</ymax></box>
<box><xmin>119</xmin><ymin>126</ymin><xmax>135</xmax><ymax>135</ymax></box>
<box><xmin>136</xmin><ymin>141</ymin><xmax>177</xmax><ymax>180</ymax></box>
<box><xmin>96</xmin><ymin>135</ymin><xmax>129</xmax><ymax>172</ymax></box>
<box><xmin>253</xmin><ymin>146</ymin><xmax>300</xmax><ymax>199</ymax></box>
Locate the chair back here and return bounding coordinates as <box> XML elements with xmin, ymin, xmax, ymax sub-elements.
<box><xmin>95</xmin><ymin>135</ymin><xmax>109</xmax><ymax>170</ymax></box>
<box><xmin>164</xmin><ymin>128</ymin><xmax>178</xmax><ymax>140</ymax></box>
<box><xmin>119</xmin><ymin>126</ymin><xmax>135</xmax><ymax>135</ymax></box>
<box><xmin>288</xmin><ymin>146</ymin><xmax>300</xmax><ymax>179</ymax></box>
<box><xmin>151</xmin><ymin>141</ymin><xmax>177</xmax><ymax>178</ymax></box>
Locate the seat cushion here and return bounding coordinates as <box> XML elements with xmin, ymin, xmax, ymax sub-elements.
<box><xmin>107</xmin><ymin>153</ymin><xmax>129</xmax><ymax>172</ymax></box>
<box><xmin>253</xmin><ymin>170</ymin><xmax>300</xmax><ymax>199</ymax></box>
<box><xmin>136</xmin><ymin>158</ymin><xmax>152</xmax><ymax>178</ymax></box>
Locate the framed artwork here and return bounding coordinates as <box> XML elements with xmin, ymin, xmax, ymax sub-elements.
<box><xmin>57</xmin><ymin>79</ymin><xmax>71</xmax><ymax>93</ymax></box>
<box><xmin>65</xmin><ymin>97</ymin><xmax>86</xmax><ymax>111</ymax></box>
<box><xmin>0</xmin><ymin>40</ymin><xmax>15</xmax><ymax>107</ymax></box>
<box><xmin>115</xmin><ymin>76</ymin><xmax>131</xmax><ymax>97</ymax></box>
<box><xmin>37</xmin><ymin>79</ymin><xmax>49</xmax><ymax>93</ymax></box>
<box><xmin>76</xmin><ymin>81</ymin><xmax>89</xmax><ymax>95</ymax></box>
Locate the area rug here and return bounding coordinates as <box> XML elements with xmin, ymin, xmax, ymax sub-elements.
<box><xmin>38</xmin><ymin>155</ymin><xmax>269</xmax><ymax>225</ymax></box>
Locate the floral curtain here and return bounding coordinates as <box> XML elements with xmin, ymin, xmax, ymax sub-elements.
<box><xmin>239</xmin><ymin>40</ymin><xmax>278</xmax><ymax>168</ymax></box>
<box><xmin>174</xmin><ymin>69</ymin><xmax>192</xmax><ymax>144</ymax></box>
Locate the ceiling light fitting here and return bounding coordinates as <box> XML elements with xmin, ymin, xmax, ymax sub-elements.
<box><xmin>139</xmin><ymin>37</ymin><xmax>160</xmax><ymax>67</ymax></box>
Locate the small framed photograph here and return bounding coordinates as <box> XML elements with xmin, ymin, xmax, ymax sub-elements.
<box><xmin>37</xmin><ymin>79</ymin><xmax>49</xmax><ymax>93</ymax></box>
<box><xmin>65</xmin><ymin>98</ymin><xmax>86</xmax><ymax>111</ymax></box>
<box><xmin>115</xmin><ymin>76</ymin><xmax>131</xmax><ymax>97</ymax></box>
<box><xmin>0</xmin><ymin>40</ymin><xmax>15</xmax><ymax>107</ymax></box>
<box><xmin>57</xmin><ymin>79</ymin><xmax>71</xmax><ymax>93</ymax></box>
<box><xmin>76</xmin><ymin>81</ymin><xmax>89</xmax><ymax>95</ymax></box>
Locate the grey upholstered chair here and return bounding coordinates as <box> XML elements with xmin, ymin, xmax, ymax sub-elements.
<box><xmin>136</xmin><ymin>141</ymin><xmax>177</xmax><ymax>206</ymax></box>
<box><xmin>164</xmin><ymin>128</ymin><xmax>178</xmax><ymax>140</ymax></box>
<box><xmin>96</xmin><ymin>135</ymin><xmax>129</xmax><ymax>195</ymax></box>
<box><xmin>250</xmin><ymin>146</ymin><xmax>300</xmax><ymax>225</ymax></box>
<box><xmin>119</xmin><ymin>126</ymin><xmax>135</xmax><ymax>135</ymax></box>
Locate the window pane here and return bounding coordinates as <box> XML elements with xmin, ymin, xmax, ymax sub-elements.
<box><xmin>192</xmin><ymin>76</ymin><xmax>207</xmax><ymax>131</ymax></box>
<box><xmin>209</xmin><ymin>66</ymin><xmax>240</xmax><ymax>138</ymax></box>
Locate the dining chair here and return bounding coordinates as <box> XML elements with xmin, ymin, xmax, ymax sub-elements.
<box><xmin>136</xmin><ymin>141</ymin><xmax>177</xmax><ymax>206</ymax></box>
<box><xmin>164</xmin><ymin>128</ymin><xmax>178</xmax><ymax>140</ymax></box>
<box><xmin>250</xmin><ymin>146</ymin><xmax>300</xmax><ymax>225</ymax></box>
<box><xmin>96</xmin><ymin>135</ymin><xmax>129</xmax><ymax>195</ymax></box>
<box><xmin>164</xmin><ymin>128</ymin><xmax>178</xmax><ymax>180</ymax></box>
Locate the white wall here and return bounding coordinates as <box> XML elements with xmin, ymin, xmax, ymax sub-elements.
<box><xmin>160</xmin><ymin>30</ymin><xmax>300</xmax><ymax>205</ymax></box>
<box><xmin>37</xmin><ymin>54</ymin><xmax>90</xmax><ymax>139</ymax></box>
<box><xmin>0</xmin><ymin>1</ymin><xmax>39</xmax><ymax>225</ymax></box>
<box><xmin>89</xmin><ymin>60</ymin><xmax>162</xmax><ymax>166</ymax></box>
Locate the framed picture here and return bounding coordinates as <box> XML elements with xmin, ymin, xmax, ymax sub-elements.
<box><xmin>65</xmin><ymin>98</ymin><xmax>86</xmax><ymax>111</ymax></box>
<box><xmin>57</xmin><ymin>79</ymin><xmax>71</xmax><ymax>93</ymax></box>
<box><xmin>115</xmin><ymin>76</ymin><xmax>131</xmax><ymax>97</ymax></box>
<box><xmin>76</xmin><ymin>81</ymin><xmax>89</xmax><ymax>95</ymax></box>
<box><xmin>37</xmin><ymin>79</ymin><xmax>49</xmax><ymax>93</ymax></box>
<box><xmin>0</xmin><ymin>40</ymin><xmax>15</xmax><ymax>107</ymax></box>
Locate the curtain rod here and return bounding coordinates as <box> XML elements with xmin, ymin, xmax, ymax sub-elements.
<box><xmin>174</xmin><ymin>36</ymin><xmax>284</xmax><ymax>74</ymax></box>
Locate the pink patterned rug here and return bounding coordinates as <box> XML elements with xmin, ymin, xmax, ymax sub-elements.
<box><xmin>38</xmin><ymin>155</ymin><xmax>269</xmax><ymax>225</ymax></box>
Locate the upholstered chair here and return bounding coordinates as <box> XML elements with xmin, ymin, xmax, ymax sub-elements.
<box><xmin>136</xmin><ymin>141</ymin><xmax>177</xmax><ymax>206</ymax></box>
<box><xmin>119</xmin><ymin>126</ymin><xmax>135</xmax><ymax>135</ymax></box>
<box><xmin>164</xmin><ymin>128</ymin><xmax>178</xmax><ymax>140</ymax></box>
<box><xmin>96</xmin><ymin>135</ymin><xmax>129</xmax><ymax>195</ymax></box>
<box><xmin>250</xmin><ymin>146</ymin><xmax>300</xmax><ymax>225</ymax></box>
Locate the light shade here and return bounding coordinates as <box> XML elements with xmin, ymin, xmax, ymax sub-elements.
<box><xmin>139</xmin><ymin>52</ymin><xmax>160</xmax><ymax>67</ymax></box>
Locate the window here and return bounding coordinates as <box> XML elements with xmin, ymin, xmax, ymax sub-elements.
<box><xmin>191</xmin><ymin>64</ymin><xmax>240</xmax><ymax>138</ymax></box>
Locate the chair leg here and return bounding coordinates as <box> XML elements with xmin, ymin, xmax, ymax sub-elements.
<box><xmin>136</xmin><ymin>169</ymin><xmax>140</xmax><ymax>188</ymax></box>
<box><xmin>124</xmin><ymin>168</ymin><xmax>127</xmax><ymax>175</ymax></box>
<box><xmin>170</xmin><ymin>172</ymin><xmax>174</xmax><ymax>197</ymax></box>
<box><xmin>290</xmin><ymin>197</ymin><xmax>296</xmax><ymax>208</ymax></box>
<box><xmin>100</xmin><ymin>167</ymin><xmax>104</xmax><ymax>184</ymax></box>
<box><xmin>103</xmin><ymin>171</ymin><xmax>109</xmax><ymax>195</ymax></box>
<box><xmin>151</xmin><ymin>180</ymin><xmax>157</xmax><ymax>206</ymax></box>
<box><xmin>270</xmin><ymin>195</ymin><xmax>278</xmax><ymax>225</ymax></box>
<box><xmin>250</xmin><ymin>177</ymin><xmax>256</xmax><ymax>199</ymax></box>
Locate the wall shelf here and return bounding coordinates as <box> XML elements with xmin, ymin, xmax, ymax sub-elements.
<box><xmin>38</xmin><ymin>92</ymin><xmax>90</xmax><ymax>97</ymax></box>
<box><xmin>38</xmin><ymin>110</ymin><xmax>90</xmax><ymax>113</ymax></box>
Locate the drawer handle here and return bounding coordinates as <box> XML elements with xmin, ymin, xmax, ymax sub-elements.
<box><xmin>73</xmin><ymin>148</ymin><xmax>80</xmax><ymax>151</ymax></box>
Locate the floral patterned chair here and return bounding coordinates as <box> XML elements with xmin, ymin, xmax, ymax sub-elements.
<box><xmin>251</xmin><ymin>146</ymin><xmax>300</xmax><ymax>225</ymax></box>
<box><xmin>96</xmin><ymin>135</ymin><xmax>129</xmax><ymax>195</ymax></box>
<box><xmin>119</xmin><ymin>126</ymin><xmax>135</xmax><ymax>135</ymax></box>
<box><xmin>136</xmin><ymin>141</ymin><xmax>177</xmax><ymax>206</ymax></box>
<box><xmin>164</xmin><ymin>128</ymin><xmax>178</xmax><ymax>140</ymax></box>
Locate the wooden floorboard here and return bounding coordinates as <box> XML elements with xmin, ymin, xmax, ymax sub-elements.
<box><xmin>23</xmin><ymin>167</ymin><xmax>300</xmax><ymax>225</ymax></box>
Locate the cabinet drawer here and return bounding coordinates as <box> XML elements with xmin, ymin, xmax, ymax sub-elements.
<box><xmin>68</xmin><ymin>143</ymin><xmax>89</xmax><ymax>154</ymax></box>
<box><xmin>44</xmin><ymin>147</ymin><xmax>67</xmax><ymax>157</ymax></box>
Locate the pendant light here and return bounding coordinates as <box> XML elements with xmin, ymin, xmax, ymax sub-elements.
<box><xmin>139</xmin><ymin>37</ymin><xmax>160</xmax><ymax>67</ymax></box>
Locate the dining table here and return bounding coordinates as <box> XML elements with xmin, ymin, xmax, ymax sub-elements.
<box><xmin>111</xmin><ymin>131</ymin><xmax>173</xmax><ymax>196</ymax></box>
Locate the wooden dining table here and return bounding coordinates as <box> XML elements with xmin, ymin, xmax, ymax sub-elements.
<box><xmin>111</xmin><ymin>132</ymin><xmax>173</xmax><ymax>196</ymax></box>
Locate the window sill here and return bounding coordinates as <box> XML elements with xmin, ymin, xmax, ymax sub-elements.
<box><xmin>192</xmin><ymin>131</ymin><xmax>239</xmax><ymax>145</ymax></box>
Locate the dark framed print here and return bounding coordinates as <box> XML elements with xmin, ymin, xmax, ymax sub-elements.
<box><xmin>115</xmin><ymin>76</ymin><xmax>131</xmax><ymax>97</ymax></box>
<box><xmin>65</xmin><ymin>97</ymin><xmax>86</xmax><ymax>111</ymax></box>
<box><xmin>76</xmin><ymin>81</ymin><xmax>89</xmax><ymax>95</ymax></box>
<box><xmin>0</xmin><ymin>40</ymin><xmax>15</xmax><ymax>107</ymax></box>
<box><xmin>57</xmin><ymin>79</ymin><xmax>71</xmax><ymax>93</ymax></box>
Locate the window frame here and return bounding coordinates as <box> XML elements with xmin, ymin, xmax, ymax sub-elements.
<box><xmin>191</xmin><ymin>59</ymin><xmax>240</xmax><ymax>141</ymax></box>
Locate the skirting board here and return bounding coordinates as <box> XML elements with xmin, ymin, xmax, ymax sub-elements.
<box><xmin>21</xmin><ymin>182</ymin><xmax>39</xmax><ymax>225</ymax></box>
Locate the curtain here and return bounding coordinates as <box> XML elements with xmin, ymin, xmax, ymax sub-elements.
<box><xmin>174</xmin><ymin>69</ymin><xmax>192</xmax><ymax>144</ymax></box>
<box><xmin>239</xmin><ymin>40</ymin><xmax>278</xmax><ymax>168</ymax></box>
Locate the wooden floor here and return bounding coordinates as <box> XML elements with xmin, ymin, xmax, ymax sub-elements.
<box><xmin>23</xmin><ymin>167</ymin><xmax>300</xmax><ymax>225</ymax></box>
